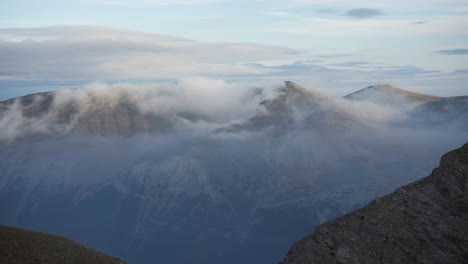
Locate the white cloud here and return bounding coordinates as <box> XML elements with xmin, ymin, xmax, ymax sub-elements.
<box><xmin>0</xmin><ymin>26</ymin><xmax>298</xmax><ymax>80</ymax></box>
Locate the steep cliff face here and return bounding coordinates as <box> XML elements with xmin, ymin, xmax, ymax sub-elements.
<box><xmin>0</xmin><ymin>225</ymin><xmax>126</xmax><ymax>264</ymax></box>
<box><xmin>281</xmin><ymin>142</ymin><xmax>468</xmax><ymax>264</ymax></box>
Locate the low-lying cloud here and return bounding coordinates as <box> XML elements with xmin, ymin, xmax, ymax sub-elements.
<box><xmin>0</xmin><ymin>78</ymin><xmax>282</xmax><ymax>141</ymax></box>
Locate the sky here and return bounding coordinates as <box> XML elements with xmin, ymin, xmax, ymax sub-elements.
<box><xmin>1</xmin><ymin>0</ymin><xmax>468</xmax><ymax>99</ymax></box>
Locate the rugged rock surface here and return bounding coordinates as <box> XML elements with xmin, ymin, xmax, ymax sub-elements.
<box><xmin>280</xmin><ymin>142</ymin><xmax>468</xmax><ymax>264</ymax></box>
<box><xmin>0</xmin><ymin>225</ymin><xmax>126</xmax><ymax>264</ymax></box>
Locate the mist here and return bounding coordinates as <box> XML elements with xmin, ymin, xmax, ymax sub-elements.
<box><xmin>0</xmin><ymin>79</ymin><xmax>466</xmax><ymax>264</ymax></box>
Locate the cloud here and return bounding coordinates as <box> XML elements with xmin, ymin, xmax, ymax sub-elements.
<box><xmin>329</xmin><ymin>61</ymin><xmax>373</xmax><ymax>67</ymax></box>
<box><xmin>310</xmin><ymin>53</ymin><xmax>356</xmax><ymax>58</ymax></box>
<box><xmin>315</xmin><ymin>8</ymin><xmax>339</xmax><ymax>14</ymax></box>
<box><xmin>0</xmin><ymin>77</ymin><xmax>282</xmax><ymax>141</ymax></box>
<box><xmin>412</xmin><ymin>21</ymin><xmax>429</xmax><ymax>25</ymax></box>
<box><xmin>235</xmin><ymin>61</ymin><xmax>468</xmax><ymax>98</ymax></box>
<box><xmin>344</xmin><ymin>8</ymin><xmax>385</xmax><ymax>18</ymax></box>
<box><xmin>65</xmin><ymin>0</ymin><xmax>221</xmax><ymax>6</ymax></box>
<box><xmin>263</xmin><ymin>11</ymin><xmax>291</xmax><ymax>17</ymax></box>
<box><xmin>272</xmin><ymin>16</ymin><xmax>468</xmax><ymax>36</ymax></box>
<box><xmin>435</xmin><ymin>49</ymin><xmax>468</xmax><ymax>55</ymax></box>
<box><xmin>0</xmin><ymin>26</ymin><xmax>299</xmax><ymax>81</ymax></box>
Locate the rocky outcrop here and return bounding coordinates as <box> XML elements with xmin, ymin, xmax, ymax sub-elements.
<box><xmin>0</xmin><ymin>225</ymin><xmax>126</xmax><ymax>264</ymax></box>
<box><xmin>280</xmin><ymin>142</ymin><xmax>468</xmax><ymax>264</ymax></box>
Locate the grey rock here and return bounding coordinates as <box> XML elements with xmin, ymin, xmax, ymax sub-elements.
<box><xmin>280</xmin><ymin>142</ymin><xmax>468</xmax><ymax>264</ymax></box>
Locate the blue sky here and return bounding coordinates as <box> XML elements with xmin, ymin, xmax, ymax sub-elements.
<box><xmin>1</xmin><ymin>0</ymin><xmax>468</xmax><ymax>99</ymax></box>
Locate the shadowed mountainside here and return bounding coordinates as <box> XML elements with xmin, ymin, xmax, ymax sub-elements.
<box><xmin>280</xmin><ymin>142</ymin><xmax>468</xmax><ymax>264</ymax></box>
<box><xmin>0</xmin><ymin>225</ymin><xmax>126</xmax><ymax>264</ymax></box>
<box><xmin>409</xmin><ymin>96</ymin><xmax>468</xmax><ymax>128</ymax></box>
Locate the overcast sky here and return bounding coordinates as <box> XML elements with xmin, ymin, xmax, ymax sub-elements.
<box><xmin>1</xmin><ymin>0</ymin><xmax>467</xmax><ymax>99</ymax></box>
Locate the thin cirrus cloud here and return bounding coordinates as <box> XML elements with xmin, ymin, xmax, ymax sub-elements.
<box><xmin>67</xmin><ymin>0</ymin><xmax>221</xmax><ymax>6</ymax></box>
<box><xmin>0</xmin><ymin>26</ymin><xmax>299</xmax><ymax>81</ymax></box>
<box><xmin>412</xmin><ymin>21</ymin><xmax>429</xmax><ymax>25</ymax></box>
<box><xmin>344</xmin><ymin>8</ymin><xmax>385</xmax><ymax>19</ymax></box>
<box><xmin>315</xmin><ymin>8</ymin><xmax>339</xmax><ymax>14</ymax></box>
<box><xmin>435</xmin><ymin>49</ymin><xmax>468</xmax><ymax>55</ymax></box>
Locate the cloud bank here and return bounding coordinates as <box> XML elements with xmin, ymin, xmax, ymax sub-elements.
<box><xmin>0</xmin><ymin>26</ymin><xmax>298</xmax><ymax>81</ymax></box>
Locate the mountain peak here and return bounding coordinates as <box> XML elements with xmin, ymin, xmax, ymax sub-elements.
<box><xmin>345</xmin><ymin>84</ymin><xmax>442</xmax><ymax>104</ymax></box>
<box><xmin>285</xmin><ymin>81</ymin><xmax>304</xmax><ymax>90</ymax></box>
<box><xmin>282</xmin><ymin>81</ymin><xmax>328</xmax><ymax>101</ymax></box>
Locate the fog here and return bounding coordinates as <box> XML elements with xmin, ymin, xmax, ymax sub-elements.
<box><xmin>0</xmin><ymin>79</ymin><xmax>466</xmax><ymax>264</ymax></box>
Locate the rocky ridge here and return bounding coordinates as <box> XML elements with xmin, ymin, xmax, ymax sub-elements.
<box><xmin>280</xmin><ymin>142</ymin><xmax>468</xmax><ymax>264</ymax></box>
<box><xmin>0</xmin><ymin>225</ymin><xmax>126</xmax><ymax>264</ymax></box>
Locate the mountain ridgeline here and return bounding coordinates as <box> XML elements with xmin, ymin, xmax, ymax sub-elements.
<box><xmin>281</xmin><ymin>142</ymin><xmax>468</xmax><ymax>264</ymax></box>
<box><xmin>0</xmin><ymin>225</ymin><xmax>126</xmax><ymax>264</ymax></box>
<box><xmin>0</xmin><ymin>81</ymin><xmax>467</xmax><ymax>264</ymax></box>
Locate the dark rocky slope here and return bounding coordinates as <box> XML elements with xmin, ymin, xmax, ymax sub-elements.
<box><xmin>0</xmin><ymin>225</ymin><xmax>126</xmax><ymax>264</ymax></box>
<box><xmin>280</xmin><ymin>142</ymin><xmax>468</xmax><ymax>264</ymax></box>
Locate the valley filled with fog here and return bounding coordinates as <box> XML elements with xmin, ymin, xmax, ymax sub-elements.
<box><xmin>0</xmin><ymin>79</ymin><xmax>466</xmax><ymax>263</ymax></box>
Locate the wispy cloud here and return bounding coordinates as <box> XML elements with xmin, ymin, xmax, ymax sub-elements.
<box><xmin>315</xmin><ymin>8</ymin><xmax>339</xmax><ymax>14</ymax></box>
<box><xmin>0</xmin><ymin>26</ymin><xmax>299</xmax><ymax>81</ymax></box>
<box><xmin>330</xmin><ymin>61</ymin><xmax>373</xmax><ymax>67</ymax></box>
<box><xmin>263</xmin><ymin>11</ymin><xmax>291</xmax><ymax>17</ymax></box>
<box><xmin>435</xmin><ymin>49</ymin><xmax>468</xmax><ymax>55</ymax></box>
<box><xmin>310</xmin><ymin>53</ymin><xmax>356</xmax><ymax>58</ymax></box>
<box><xmin>344</xmin><ymin>8</ymin><xmax>385</xmax><ymax>18</ymax></box>
<box><xmin>272</xmin><ymin>16</ymin><xmax>468</xmax><ymax>36</ymax></box>
<box><xmin>66</xmin><ymin>0</ymin><xmax>221</xmax><ymax>6</ymax></box>
<box><xmin>412</xmin><ymin>21</ymin><xmax>429</xmax><ymax>25</ymax></box>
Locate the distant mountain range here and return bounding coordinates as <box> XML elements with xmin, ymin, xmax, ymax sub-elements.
<box><xmin>0</xmin><ymin>225</ymin><xmax>126</xmax><ymax>264</ymax></box>
<box><xmin>0</xmin><ymin>81</ymin><xmax>467</xmax><ymax>139</ymax></box>
<box><xmin>280</xmin><ymin>142</ymin><xmax>468</xmax><ymax>264</ymax></box>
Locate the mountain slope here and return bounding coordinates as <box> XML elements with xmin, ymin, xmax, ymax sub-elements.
<box><xmin>345</xmin><ymin>85</ymin><xmax>442</xmax><ymax>105</ymax></box>
<box><xmin>0</xmin><ymin>225</ymin><xmax>126</xmax><ymax>264</ymax></box>
<box><xmin>409</xmin><ymin>96</ymin><xmax>468</xmax><ymax>127</ymax></box>
<box><xmin>280</xmin><ymin>142</ymin><xmax>468</xmax><ymax>264</ymax></box>
<box><xmin>0</xmin><ymin>89</ymin><xmax>179</xmax><ymax>139</ymax></box>
<box><xmin>216</xmin><ymin>81</ymin><xmax>355</xmax><ymax>133</ymax></box>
